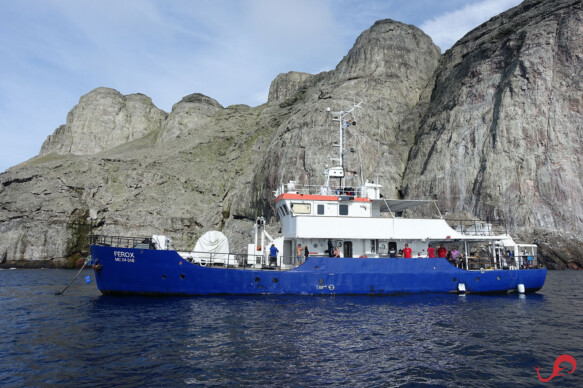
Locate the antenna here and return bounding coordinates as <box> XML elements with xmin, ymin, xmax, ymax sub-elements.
<box><xmin>326</xmin><ymin>99</ymin><xmax>362</xmax><ymax>189</ymax></box>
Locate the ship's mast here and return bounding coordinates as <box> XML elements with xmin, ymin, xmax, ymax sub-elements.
<box><xmin>326</xmin><ymin>101</ymin><xmax>362</xmax><ymax>189</ymax></box>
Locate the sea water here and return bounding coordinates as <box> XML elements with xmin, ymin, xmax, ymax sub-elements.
<box><xmin>0</xmin><ymin>269</ymin><xmax>581</xmax><ymax>387</ymax></box>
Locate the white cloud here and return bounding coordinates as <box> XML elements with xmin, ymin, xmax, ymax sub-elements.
<box><xmin>420</xmin><ymin>0</ymin><xmax>522</xmax><ymax>51</ymax></box>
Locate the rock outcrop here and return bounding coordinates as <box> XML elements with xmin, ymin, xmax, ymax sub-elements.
<box><xmin>40</xmin><ymin>88</ymin><xmax>167</xmax><ymax>156</ymax></box>
<box><xmin>156</xmin><ymin>93</ymin><xmax>223</xmax><ymax>143</ymax></box>
<box><xmin>0</xmin><ymin>0</ymin><xmax>581</xmax><ymax>269</ymax></box>
<box><xmin>267</xmin><ymin>72</ymin><xmax>318</xmax><ymax>104</ymax></box>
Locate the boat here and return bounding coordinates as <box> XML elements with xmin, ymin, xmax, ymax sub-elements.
<box><xmin>90</xmin><ymin>101</ymin><xmax>546</xmax><ymax>296</ymax></box>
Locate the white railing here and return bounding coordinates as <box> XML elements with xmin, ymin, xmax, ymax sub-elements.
<box><xmin>275</xmin><ymin>182</ymin><xmax>364</xmax><ymax>197</ymax></box>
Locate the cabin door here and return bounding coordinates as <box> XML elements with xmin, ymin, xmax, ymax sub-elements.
<box><xmin>283</xmin><ymin>240</ymin><xmax>293</xmax><ymax>265</ymax></box>
<box><xmin>343</xmin><ymin>241</ymin><xmax>353</xmax><ymax>258</ymax></box>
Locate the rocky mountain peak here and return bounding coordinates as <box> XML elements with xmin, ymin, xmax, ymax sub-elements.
<box><xmin>39</xmin><ymin>87</ymin><xmax>167</xmax><ymax>156</ymax></box>
<box><xmin>332</xmin><ymin>19</ymin><xmax>441</xmax><ymax>84</ymax></box>
<box><xmin>176</xmin><ymin>93</ymin><xmax>223</xmax><ymax>108</ymax></box>
<box><xmin>157</xmin><ymin>93</ymin><xmax>224</xmax><ymax>144</ymax></box>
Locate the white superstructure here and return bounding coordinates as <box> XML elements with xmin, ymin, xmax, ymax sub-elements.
<box><xmin>245</xmin><ymin>101</ymin><xmax>538</xmax><ymax>271</ymax></box>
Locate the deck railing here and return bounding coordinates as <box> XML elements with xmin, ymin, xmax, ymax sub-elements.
<box><xmin>276</xmin><ymin>182</ymin><xmax>364</xmax><ymax>197</ymax></box>
<box><xmin>91</xmin><ymin>234</ymin><xmax>538</xmax><ymax>271</ymax></box>
<box><xmin>90</xmin><ymin>234</ymin><xmax>153</xmax><ymax>249</ymax></box>
<box><xmin>91</xmin><ymin>234</ymin><xmax>276</xmax><ymax>270</ymax></box>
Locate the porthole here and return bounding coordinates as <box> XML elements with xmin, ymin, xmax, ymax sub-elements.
<box><xmin>497</xmin><ymin>276</ymin><xmax>501</xmax><ymax>280</ymax></box>
<box><xmin>180</xmin><ymin>274</ymin><xmax>185</xmax><ymax>279</ymax></box>
<box><xmin>315</xmin><ymin>266</ymin><xmax>319</xmax><ymax>270</ymax></box>
<box><xmin>254</xmin><ymin>277</ymin><xmax>260</xmax><ymax>283</ymax></box>
<box><xmin>273</xmin><ymin>278</ymin><xmax>279</xmax><ymax>283</ymax></box>
<box><xmin>162</xmin><ymin>275</ymin><xmax>167</xmax><ymax>280</ymax></box>
<box><xmin>453</xmin><ymin>277</ymin><xmax>457</xmax><ymax>282</ymax></box>
<box><xmin>319</xmin><ymin>278</ymin><xmax>324</xmax><ymax>285</ymax></box>
<box><xmin>475</xmin><ymin>277</ymin><xmax>480</xmax><ymax>281</ymax></box>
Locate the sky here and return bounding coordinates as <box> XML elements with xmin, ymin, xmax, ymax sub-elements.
<box><xmin>0</xmin><ymin>0</ymin><xmax>522</xmax><ymax>172</ymax></box>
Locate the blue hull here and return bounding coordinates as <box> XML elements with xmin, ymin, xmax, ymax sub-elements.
<box><xmin>90</xmin><ymin>245</ymin><xmax>546</xmax><ymax>296</ymax></box>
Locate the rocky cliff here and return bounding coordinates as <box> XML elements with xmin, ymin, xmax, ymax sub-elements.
<box><xmin>1</xmin><ymin>0</ymin><xmax>581</xmax><ymax>269</ymax></box>
<box><xmin>403</xmin><ymin>0</ymin><xmax>583</xmax><ymax>269</ymax></box>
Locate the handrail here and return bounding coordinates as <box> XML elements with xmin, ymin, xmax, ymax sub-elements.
<box><xmin>276</xmin><ymin>183</ymin><xmax>366</xmax><ymax>197</ymax></box>
<box><xmin>90</xmin><ymin>234</ymin><xmax>153</xmax><ymax>249</ymax></box>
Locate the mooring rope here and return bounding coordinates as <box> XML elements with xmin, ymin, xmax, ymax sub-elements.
<box><xmin>55</xmin><ymin>256</ymin><xmax>90</xmax><ymax>296</ymax></box>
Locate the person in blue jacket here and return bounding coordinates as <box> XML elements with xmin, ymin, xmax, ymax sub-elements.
<box><xmin>269</xmin><ymin>244</ymin><xmax>279</xmax><ymax>266</ymax></box>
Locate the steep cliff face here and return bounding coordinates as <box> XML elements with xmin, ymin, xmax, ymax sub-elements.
<box><xmin>402</xmin><ymin>0</ymin><xmax>583</xmax><ymax>268</ymax></box>
<box><xmin>0</xmin><ymin>0</ymin><xmax>581</xmax><ymax>269</ymax></box>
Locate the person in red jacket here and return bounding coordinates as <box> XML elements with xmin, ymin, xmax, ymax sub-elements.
<box><xmin>437</xmin><ymin>244</ymin><xmax>447</xmax><ymax>258</ymax></box>
<box><xmin>403</xmin><ymin>244</ymin><xmax>412</xmax><ymax>258</ymax></box>
<box><xmin>427</xmin><ymin>244</ymin><xmax>435</xmax><ymax>258</ymax></box>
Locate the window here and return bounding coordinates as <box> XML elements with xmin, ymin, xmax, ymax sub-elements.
<box><xmin>339</xmin><ymin>204</ymin><xmax>348</xmax><ymax>215</ymax></box>
<box><xmin>317</xmin><ymin>204</ymin><xmax>325</xmax><ymax>215</ymax></box>
<box><xmin>291</xmin><ymin>203</ymin><xmax>311</xmax><ymax>214</ymax></box>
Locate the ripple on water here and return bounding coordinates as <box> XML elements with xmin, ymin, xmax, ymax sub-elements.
<box><xmin>0</xmin><ymin>270</ymin><xmax>582</xmax><ymax>387</ymax></box>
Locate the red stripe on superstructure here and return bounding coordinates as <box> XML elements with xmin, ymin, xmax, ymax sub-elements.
<box><xmin>274</xmin><ymin>193</ymin><xmax>371</xmax><ymax>202</ymax></box>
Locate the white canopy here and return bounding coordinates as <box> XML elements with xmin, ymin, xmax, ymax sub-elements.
<box><xmin>191</xmin><ymin>231</ymin><xmax>234</xmax><ymax>265</ymax></box>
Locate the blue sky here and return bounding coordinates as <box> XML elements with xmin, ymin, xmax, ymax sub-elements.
<box><xmin>0</xmin><ymin>0</ymin><xmax>521</xmax><ymax>172</ymax></box>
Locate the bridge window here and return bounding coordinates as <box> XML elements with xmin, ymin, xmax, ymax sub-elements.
<box><xmin>278</xmin><ymin>204</ymin><xmax>290</xmax><ymax>216</ymax></box>
<box><xmin>317</xmin><ymin>204</ymin><xmax>325</xmax><ymax>215</ymax></box>
<box><xmin>339</xmin><ymin>204</ymin><xmax>348</xmax><ymax>215</ymax></box>
<box><xmin>291</xmin><ymin>203</ymin><xmax>311</xmax><ymax>214</ymax></box>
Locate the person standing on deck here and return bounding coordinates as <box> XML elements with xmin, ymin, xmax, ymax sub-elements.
<box><xmin>328</xmin><ymin>239</ymin><xmax>334</xmax><ymax>257</ymax></box>
<box><xmin>451</xmin><ymin>247</ymin><xmax>461</xmax><ymax>267</ymax></box>
<box><xmin>427</xmin><ymin>244</ymin><xmax>435</xmax><ymax>258</ymax></box>
<box><xmin>269</xmin><ymin>244</ymin><xmax>279</xmax><ymax>267</ymax></box>
<box><xmin>403</xmin><ymin>244</ymin><xmax>412</xmax><ymax>259</ymax></box>
<box><xmin>437</xmin><ymin>244</ymin><xmax>447</xmax><ymax>258</ymax></box>
<box><xmin>296</xmin><ymin>244</ymin><xmax>303</xmax><ymax>264</ymax></box>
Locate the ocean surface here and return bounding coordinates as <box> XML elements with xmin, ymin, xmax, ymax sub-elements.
<box><xmin>0</xmin><ymin>269</ymin><xmax>581</xmax><ymax>387</ymax></box>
